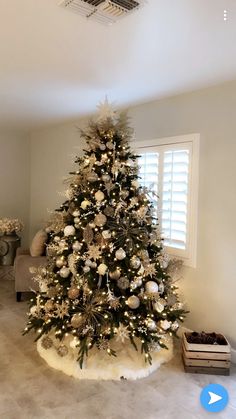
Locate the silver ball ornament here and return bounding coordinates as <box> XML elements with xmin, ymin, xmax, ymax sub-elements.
<box><xmin>94</xmin><ymin>213</ymin><xmax>107</xmax><ymax>227</ymax></box>
<box><xmin>130</xmin><ymin>256</ymin><xmax>141</xmax><ymax>269</ymax></box>
<box><xmin>56</xmin><ymin>257</ymin><xmax>64</xmax><ymax>268</ymax></box>
<box><xmin>59</xmin><ymin>267</ymin><xmax>70</xmax><ymax>278</ymax></box>
<box><xmin>145</xmin><ymin>281</ymin><xmax>159</xmax><ymax>294</ymax></box>
<box><xmin>64</xmin><ymin>225</ymin><xmax>76</xmax><ymax>236</ymax></box>
<box><xmin>71</xmin><ymin>313</ymin><xmax>83</xmax><ymax>328</ymax></box>
<box><xmin>146</xmin><ymin>318</ymin><xmax>157</xmax><ymax>331</ymax></box>
<box><xmin>109</xmin><ymin>269</ymin><xmax>121</xmax><ymax>280</ymax></box>
<box><xmin>127</xmin><ymin>295</ymin><xmax>140</xmax><ymax>309</ymax></box>
<box><xmin>72</xmin><ymin>241</ymin><xmax>82</xmax><ymax>252</ymax></box>
<box><xmin>115</xmin><ymin>248</ymin><xmax>126</xmax><ymax>260</ymax></box>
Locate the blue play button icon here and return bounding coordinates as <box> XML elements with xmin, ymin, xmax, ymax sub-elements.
<box><xmin>200</xmin><ymin>384</ymin><xmax>229</xmax><ymax>413</ymax></box>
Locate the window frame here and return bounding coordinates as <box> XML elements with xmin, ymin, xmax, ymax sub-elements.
<box><xmin>133</xmin><ymin>134</ymin><xmax>200</xmax><ymax>268</ymax></box>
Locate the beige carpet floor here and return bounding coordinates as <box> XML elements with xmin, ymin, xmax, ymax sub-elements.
<box><xmin>0</xmin><ymin>278</ymin><xmax>236</xmax><ymax>419</ymax></box>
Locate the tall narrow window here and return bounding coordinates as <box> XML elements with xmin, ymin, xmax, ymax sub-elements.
<box><xmin>136</xmin><ymin>134</ymin><xmax>199</xmax><ymax>267</ymax></box>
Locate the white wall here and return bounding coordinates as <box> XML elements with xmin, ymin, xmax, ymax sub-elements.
<box><xmin>0</xmin><ymin>132</ymin><xmax>30</xmax><ymax>246</ymax></box>
<box><xmin>30</xmin><ymin>80</ymin><xmax>236</xmax><ymax>347</ymax></box>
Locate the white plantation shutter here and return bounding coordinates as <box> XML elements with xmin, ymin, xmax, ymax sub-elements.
<box><xmin>137</xmin><ymin>134</ymin><xmax>199</xmax><ymax>266</ymax></box>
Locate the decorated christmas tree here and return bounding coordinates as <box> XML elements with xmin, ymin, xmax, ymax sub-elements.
<box><xmin>24</xmin><ymin>100</ymin><xmax>186</xmax><ymax>376</ymax></box>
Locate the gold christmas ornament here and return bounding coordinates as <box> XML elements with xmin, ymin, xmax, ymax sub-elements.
<box><xmin>68</xmin><ymin>286</ymin><xmax>80</xmax><ymax>300</ymax></box>
<box><xmin>80</xmin><ymin>200</ymin><xmax>91</xmax><ymax>210</ymax></box>
<box><xmin>127</xmin><ymin>295</ymin><xmax>140</xmax><ymax>309</ymax></box>
<box><xmin>95</xmin><ymin>190</ymin><xmax>105</xmax><ymax>202</ymax></box>
<box><xmin>115</xmin><ymin>248</ymin><xmax>126</xmax><ymax>260</ymax></box>
<box><xmin>72</xmin><ymin>241</ymin><xmax>82</xmax><ymax>252</ymax></box>
<box><xmin>117</xmin><ymin>276</ymin><xmax>129</xmax><ymax>290</ymax></box>
<box><xmin>83</xmin><ymin>225</ymin><xmax>94</xmax><ymax>243</ymax></box>
<box><xmin>72</xmin><ymin>210</ymin><xmax>80</xmax><ymax>217</ymax></box>
<box><xmin>145</xmin><ymin>281</ymin><xmax>159</xmax><ymax>294</ymax></box>
<box><xmin>64</xmin><ymin>225</ymin><xmax>76</xmax><ymax>236</ymax></box>
<box><xmin>153</xmin><ymin>300</ymin><xmax>165</xmax><ymax>313</ymax></box>
<box><xmin>130</xmin><ymin>256</ymin><xmax>141</xmax><ymax>269</ymax></box>
<box><xmin>94</xmin><ymin>213</ymin><xmax>107</xmax><ymax>227</ymax></box>
<box><xmin>71</xmin><ymin>313</ymin><xmax>84</xmax><ymax>328</ymax></box>
<box><xmin>102</xmin><ymin>174</ymin><xmax>111</xmax><ymax>182</ymax></box>
<box><xmin>56</xmin><ymin>257</ymin><xmax>64</xmax><ymax>268</ymax></box>
<box><xmin>59</xmin><ymin>267</ymin><xmax>70</xmax><ymax>278</ymax></box>
<box><xmin>109</xmin><ymin>269</ymin><xmax>121</xmax><ymax>280</ymax></box>
<box><xmin>102</xmin><ymin>230</ymin><xmax>111</xmax><ymax>239</ymax></box>
<box><xmin>44</xmin><ymin>300</ymin><xmax>54</xmax><ymax>312</ymax></box>
<box><xmin>97</xmin><ymin>263</ymin><xmax>108</xmax><ymax>275</ymax></box>
<box><xmin>87</xmin><ymin>172</ymin><xmax>98</xmax><ymax>182</ymax></box>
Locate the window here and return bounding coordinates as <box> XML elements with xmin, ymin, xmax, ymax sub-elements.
<box><xmin>136</xmin><ymin>134</ymin><xmax>199</xmax><ymax>267</ymax></box>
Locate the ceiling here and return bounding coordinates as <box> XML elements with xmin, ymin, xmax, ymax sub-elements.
<box><xmin>0</xmin><ymin>0</ymin><xmax>236</xmax><ymax>131</ymax></box>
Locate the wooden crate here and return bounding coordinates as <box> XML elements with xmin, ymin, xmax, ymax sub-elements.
<box><xmin>182</xmin><ymin>332</ymin><xmax>231</xmax><ymax>376</ymax></box>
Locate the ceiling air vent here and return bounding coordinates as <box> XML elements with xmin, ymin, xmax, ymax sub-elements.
<box><xmin>60</xmin><ymin>0</ymin><xmax>145</xmax><ymax>24</ymax></box>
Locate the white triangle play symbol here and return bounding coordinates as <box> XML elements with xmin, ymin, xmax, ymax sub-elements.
<box><xmin>208</xmin><ymin>391</ymin><xmax>222</xmax><ymax>405</ymax></box>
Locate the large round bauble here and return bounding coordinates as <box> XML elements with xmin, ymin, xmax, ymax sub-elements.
<box><xmin>68</xmin><ymin>286</ymin><xmax>80</xmax><ymax>300</ymax></box>
<box><xmin>56</xmin><ymin>257</ymin><xmax>64</xmax><ymax>268</ymax></box>
<box><xmin>94</xmin><ymin>213</ymin><xmax>107</xmax><ymax>227</ymax></box>
<box><xmin>72</xmin><ymin>210</ymin><xmax>80</xmax><ymax>217</ymax></box>
<box><xmin>83</xmin><ymin>266</ymin><xmax>90</xmax><ymax>273</ymax></box>
<box><xmin>97</xmin><ymin>263</ymin><xmax>108</xmax><ymax>276</ymax></box>
<box><xmin>127</xmin><ymin>295</ymin><xmax>140</xmax><ymax>309</ymax></box>
<box><xmin>80</xmin><ymin>200</ymin><xmax>91</xmax><ymax>210</ymax></box>
<box><xmin>153</xmin><ymin>301</ymin><xmax>165</xmax><ymax>313</ymax></box>
<box><xmin>59</xmin><ymin>267</ymin><xmax>70</xmax><ymax>278</ymax></box>
<box><xmin>115</xmin><ymin>248</ymin><xmax>126</xmax><ymax>260</ymax></box>
<box><xmin>145</xmin><ymin>281</ymin><xmax>159</xmax><ymax>294</ymax></box>
<box><xmin>146</xmin><ymin>318</ymin><xmax>157</xmax><ymax>331</ymax></box>
<box><xmin>85</xmin><ymin>259</ymin><xmax>93</xmax><ymax>267</ymax></box>
<box><xmin>95</xmin><ymin>191</ymin><xmax>105</xmax><ymax>202</ymax></box>
<box><xmin>71</xmin><ymin>313</ymin><xmax>83</xmax><ymax>328</ymax></box>
<box><xmin>87</xmin><ymin>172</ymin><xmax>98</xmax><ymax>182</ymax></box>
<box><xmin>130</xmin><ymin>256</ymin><xmax>141</xmax><ymax>270</ymax></box>
<box><xmin>109</xmin><ymin>269</ymin><xmax>121</xmax><ymax>280</ymax></box>
<box><xmin>74</xmin><ymin>217</ymin><xmax>80</xmax><ymax>224</ymax></box>
<box><xmin>72</xmin><ymin>241</ymin><xmax>82</xmax><ymax>252</ymax></box>
<box><xmin>64</xmin><ymin>225</ymin><xmax>76</xmax><ymax>237</ymax></box>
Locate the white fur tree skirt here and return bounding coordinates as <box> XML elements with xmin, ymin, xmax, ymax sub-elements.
<box><xmin>37</xmin><ymin>334</ymin><xmax>173</xmax><ymax>380</ymax></box>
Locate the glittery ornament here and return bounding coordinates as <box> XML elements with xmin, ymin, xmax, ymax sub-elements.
<box><xmin>97</xmin><ymin>263</ymin><xmax>108</xmax><ymax>275</ymax></box>
<box><xmin>109</xmin><ymin>269</ymin><xmax>121</xmax><ymax>280</ymax></box>
<box><xmin>94</xmin><ymin>213</ymin><xmax>107</xmax><ymax>227</ymax></box>
<box><xmin>83</xmin><ymin>225</ymin><xmax>94</xmax><ymax>243</ymax></box>
<box><xmin>130</xmin><ymin>256</ymin><xmax>141</xmax><ymax>269</ymax></box>
<box><xmin>72</xmin><ymin>241</ymin><xmax>82</xmax><ymax>251</ymax></box>
<box><xmin>72</xmin><ymin>210</ymin><xmax>80</xmax><ymax>217</ymax></box>
<box><xmin>153</xmin><ymin>301</ymin><xmax>165</xmax><ymax>313</ymax></box>
<box><xmin>45</xmin><ymin>300</ymin><xmax>54</xmax><ymax>312</ymax></box>
<box><xmin>87</xmin><ymin>172</ymin><xmax>98</xmax><ymax>182</ymax></box>
<box><xmin>64</xmin><ymin>225</ymin><xmax>76</xmax><ymax>236</ymax></box>
<box><xmin>59</xmin><ymin>267</ymin><xmax>70</xmax><ymax>278</ymax></box>
<box><xmin>103</xmin><ymin>206</ymin><xmax>114</xmax><ymax>217</ymax></box>
<box><xmin>160</xmin><ymin>320</ymin><xmax>171</xmax><ymax>330</ymax></box>
<box><xmin>102</xmin><ymin>230</ymin><xmax>111</xmax><ymax>239</ymax></box>
<box><xmin>102</xmin><ymin>174</ymin><xmax>111</xmax><ymax>182</ymax></box>
<box><xmin>146</xmin><ymin>318</ymin><xmax>157</xmax><ymax>331</ymax></box>
<box><xmin>57</xmin><ymin>345</ymin><xmax>68</xmax><ymax>357</ymax></box>
<box><xmin>95</xmin><ymin>191</ymin><xmax>105</xmax><ymax>202</ymax></box>
<box><xmin>127</xmin><ymin>295</ymin><xmax>140</xmax><ymax>309</ymax></box>
<box><xmin>106</xmin><ymin>141</ymin><xmax>114</xmax><ymax>150</ymax></box>
<box><xmin>41</xmin><ymin>336</ymin><xmax>53</xmax><ymax>350</ymax></box>
<box><xmin>68</xmin><ymin>286</ymin><xmax>80</xmax><ymax>299</ymax></box>
<box><xmin>117</xmin><ymin>276</ymin><xmax>129</xmax><ymax>290</ymax></box>
<box><xmin>54</xmin><ymin>236</ymin><xmax>60</xmax><ymax>242</ymax></box>
<box><xmin>115</xmin><ymin>248</ymin><xmax>126</xmax><ymax>260</ymax></box>
<box><xmin>74</xmin><ymin>217</ymin><xmax>80</xmax><ymax>224</ymax></box>
<box><xmin>83</xmin><ymin>266</ymin><xmax>90</xmax><ymax>273</ymax></box>
<box><xmin>145</xmin><ymin>281</ymin><xmax>159</xmax><ymax>294</ymax></box>
<box><xmin>71</xmin><ymin>313</ymin><xmax>84</xmax><ymax>328</ymax></box>
<box><xmin>100</xmin><ymin>144</ymin><xmax>106</xmax><ymax>151</ymax></box>
<box><xmin>56</xmin><ymin>257</ymin><xmax>64</xmax><ymax>268</ymax></box>
<box><xmin>85</xmin><ymin>259</ymin><xmax>93</xmax><ymax>267</ymax></box>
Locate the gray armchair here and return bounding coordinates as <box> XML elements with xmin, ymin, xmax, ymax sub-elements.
<box><xmin>14</xmin><ymin>247</ymin><xmax>47</xmax><ymax>302</ymax></box>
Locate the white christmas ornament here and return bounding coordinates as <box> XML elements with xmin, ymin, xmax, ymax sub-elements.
<box><xmin>64</xmin><ymin>225</ymin><xmax>76</xmax><ymax>236</ymax></box>
<box><xmin>54</xmin><ymin>236</ymin><xmax>60</xmax><ymax>242</ymax></box>
<box><xmin>102</xmin><ymin>174</ymin><xmax>111</xmax><ymax>182</ymax></box>
<box><xmin>127</xmin><ymin>295</ymin><xmax>140</xmax><ymax>309</ymax></box>
<box><xmin>146</xmin><ymin>318</ymin><xmax>157</xmax><ymax>331</ymax></box>
<box><xmin>97</xmin><ymin>263</ymin><xmax>108</xmax><ymax>275</ymax></box>
<box><xmin>160</xmin><ymin>320</ymin><xmax>171</xmax><ymax>331</ymax></box>
<box><xmin>115</xmin><ymin>248</ymin><xmax>126</xmax><ymax>260</ymax></box>
<box><xmin>153</xmin><ymin>301</ymin><xmax>165</xmax><ymax>313</ymax></box>
<box><xmin>59</xmin><ymin>267</ymin><xmax>70</xmax><ymax>278</ymax></box>
<box><xmin>95</xmin><ymin>191</ymin><xmax>105</xmax><ymax>202</ymax></box>
<box><xmin>72</xmin><ymin>241</ymin><xmax>82</xmax><ymax>252</ymax></box>
<box><xmin>72</xmin><ymin>210</ymin><xmax>80</xmax><ymax>217</ymax></box>
<box><xmin>74</xmin><ymin>217</ymin><xmax>80</xmax><ymax>224</ymax></box>
<box><xmin>102</xmin><ymin>230</ymin><xmax>111</xmax><ymax>239</ymax></box>
<box><xmin>94</xmin><ymin>213</ymin><xmax>107</xmax><ymax>227</ymax></box>
<box><xmin>80</xmin><ymin>200</ymin><xmax>91</xmax><ymax>210</ymax></box>
<box><xmin>56</xmin><ymin>257</ymin><xmax>64</xmax><ymax>268</ymax></box>
<box><xmin>145</xmin><ymin>281</ymin><xmax>159</xmax><ymax>294</ymax></box>
<box><xmin>83</xmin><ymin>266</ymin><xmax>90</xmax><ymax>273</ymax></box>
<box><xmin>130</xmin><ymin>256</ymin><xmax>141</xmax><ymax>269</ymax></box>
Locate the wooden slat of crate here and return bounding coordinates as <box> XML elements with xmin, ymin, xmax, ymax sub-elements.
<box><xmin>183</xmin><ymin>355</ymin><xmax>230</xmax><ymax>368</ymax></box>
<box><xmin>183</xmin><ymin>333</ymin><xmax>231</xmax><ymax>353</ymax></box>
<box><xmin>182</xmin><ymin>344</ymin><xmax>231</xmax><ymax>361</ymax></box>
<box><xmin>184</xmin><ymin>364</ymin><xmax>230</xmax><ymax>376</ymax></box>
